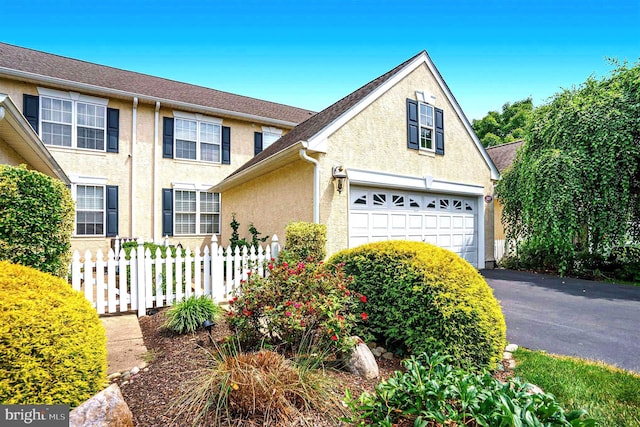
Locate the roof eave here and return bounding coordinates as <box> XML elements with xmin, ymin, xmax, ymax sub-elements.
<box><xmin>0</xmin><ymin>67</ymin><xmax>301</xmax><ymax>128</ymax></box>
<box><xmin>0</xmin><ymin>94</ymin><xmax>70</xmax><ymax>184</ymax></box>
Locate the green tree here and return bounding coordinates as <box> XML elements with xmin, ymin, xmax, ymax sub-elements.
<box><xmin>497</xmin><ymin>60</ymin><xmax>640</xmax><ymax>274</ymax></box>
<box><xmin>473</xmin><ymin>98</ymin><xmax>534</xmax><ymax>147</ymax></box>
<box><xmin>0</xmin><ymin>165</ymin><xmax>74</xmax><ymax>277</ymax></box>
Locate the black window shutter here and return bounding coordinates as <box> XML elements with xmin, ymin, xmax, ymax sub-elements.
<box><xmin>162</xmin><ymin>188</ymin><xmax>173</xmax><ymax>236</ymax></box>
<box><xmin>406</xmin><ymin>99</ymin><xmax>419</xmax><ymax>150</ymax></box>
<box><xmin>105</xmin><ymin>185</ymin><xmax>119</xmax><ymax>237</ymax></box>
<box><xmin>163</xmin><ymin>117</ymin><xmax>174</xmax><ymax>158</ymax></box>
<box><xmin>23</xmin><ymin>94</ymin><xmax>39</xmax><ymax>134</ymax></box>
<box><xmin>254</xmin><ymin>132</ymin><xmax>263</xmax><ymax>156</ymax></box>
<box><xmin>222</xmin><ymin>126</ymin><xmax>231</xmax><ymax>164</ymax></box>
<box><xmin>106</xmin><ymin>108</ymin><xmax>119</xmax><ymax>153</ymax></box>
<box><xmin>435</xmin><ymin>108</ymin><xmax>444</xmax><ymax>155</ymax></box>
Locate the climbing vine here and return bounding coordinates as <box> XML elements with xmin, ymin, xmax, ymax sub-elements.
<box><xmin>497</xmin><ymin>60</ymin><xmax>640</xmax><ymax>274</ymax></box>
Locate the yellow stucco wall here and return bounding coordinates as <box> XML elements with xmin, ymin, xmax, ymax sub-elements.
<box><xmin>218</xmin><ymin>159</ymin><xmax>314</xmax><ymax>248</ymax></box>
<box><xmin>0</xmin><ymin>140</ymin><xmax>27</xmax><ymax>165</ymax></box>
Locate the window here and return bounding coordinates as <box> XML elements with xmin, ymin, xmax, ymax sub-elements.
<box><xmin>419</xmin><ymin>103</ymin><xmax>434</xmax><ymax>151</ymax></box>
<box><xmin>175</xmin><ymin>116</ymin><xmax>221</xmax><ymax>162</ymax></box>
<box><xmin>72</xmin><ymin>182</ymin><xmax>118</xmax><ymax>236</ymax></box>
<box><xmin>76</xmin><ymin>185</ymin><xmax>104</xmax><ymax>235</ymax></box>
<box><xmin>38</xmin><ymin>89</ymin><xmax>108</xmax><ymax>150</ymax></box>
<box><xmin>262</xmin><ymin>130</ymin><xmax>281</xmax><ymax>150</ymax></box>
<box><xmin>173</xmin><ymin>190</ymin><xmax>220</xmax><ymax>235</ymax></box>
<box><xmin>406</xmin><ymin>98</ymin><xmax>444</xmax><ymax>155</ymax></box>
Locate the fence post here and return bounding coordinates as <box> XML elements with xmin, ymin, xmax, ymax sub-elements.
<box><xmin>113</xmin><ymin>235</ymin><xmax>121</xmax><ymax>261</ymax></box>
<box><xmin>271</xmin><ymin>234</ymin><xmax>280</xmax><ymax>260</ymax></box>
<box><xmin>136</xmin><ymin>239</ymin><xmax>146</xmax><ymax>317</ymax></box>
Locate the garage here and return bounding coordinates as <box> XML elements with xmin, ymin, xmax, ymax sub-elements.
<box><xmin>349</xmin><ymin>186</ymin><xmax>479</xmax><ymax>267</ymax></box>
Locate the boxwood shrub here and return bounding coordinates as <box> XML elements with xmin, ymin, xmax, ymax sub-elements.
<box><xmin>285</xmin><ymin>222</ymin><xmax>327</xmax><ymax>261</ymax></box>
<box><xmin>0</xmin><ymin>165</ymin><xmax>74</xmax><ymax>277</ymax></box>
<box><xmin>0</xmin><ymin>261</ymin><xmax>107</xmax><ymax>406</ymax></box>
<box><xmin>329</xmin><ymin>241</ymin><xmax>506</xmax><ymax>369</ymax></box>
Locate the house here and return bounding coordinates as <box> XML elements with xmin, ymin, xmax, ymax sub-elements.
<box><xmin>486</xmin><ymin>139</ymin><xmax>524</xmax><ymax>243</ymax></box>
<box><xmin>0</xmin><ymin>42</ymin><xmax>313</xmax><ymax>254</ymax></box>
<box><xmin>0</xmin><ymin>93</ymin><xmax>69</xmax><ymax>184</ymax></box>
<box><xmin>211</xmin><ymin>51</ymin><xmax>500</xmax><ymax>269</ymax></box>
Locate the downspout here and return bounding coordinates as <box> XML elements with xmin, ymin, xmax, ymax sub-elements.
<box><xmin>152</xmin><ymin>101</ymin><xmax>160</xmax><ymax>242</ymax></box>
<box><xmin>299</xmin><ymin>144</ymin><xmax>320</xmax><ymax>223</ymax></box>
<box><xmin>130</xmin><ymin>97</ymin><xmax>138</xmax><ymax>237</ymax></box>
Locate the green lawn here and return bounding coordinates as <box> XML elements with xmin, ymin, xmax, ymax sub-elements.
<box><xmin>514</xmin><ymin>348</ymin><xmax>640</xmax><ymax>427</ymax></box>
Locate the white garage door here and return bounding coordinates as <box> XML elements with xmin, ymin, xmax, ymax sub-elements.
<box><xmin>349</xmin><ymin>187</ymin><xmax>478</xmax><ymax>267</ymax></box>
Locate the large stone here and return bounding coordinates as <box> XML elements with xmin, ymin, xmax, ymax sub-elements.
<box><xmin>69</xmin><ymin>384</ymin><xmax>133</xmax><ymax>427</ymax></box>
<box><xmin>345</xmin><ymin>337</ymin><xmax>379</xmax><ymax>379</ymax></box>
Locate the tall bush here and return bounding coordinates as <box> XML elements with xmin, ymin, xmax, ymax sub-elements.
<box><xmin>0</xmin><ymin>261</ymin><xmax>107</xmax><ymax>406</ymax></box>
<box><xmin>0</xmin><ymin>165</ymin><xmax>74</xmax><ymax>277</ymax></box>
<box><xmin>285</xmin><ymin>222</ymin><xmax>326</xmax><ymax>261</ymax></box>
<box><xmin>329</xmin><ymin>241</ymin><xmax>506</xmax><ymax>370</ymax></box>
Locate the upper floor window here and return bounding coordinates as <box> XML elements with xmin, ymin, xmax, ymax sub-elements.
<box><xmin>419</xmin><ymin>103</ymin><xmax>434</xmax><ymax>151</ymax></box>
<box><xmin>254</xmin><ymin>126</ymin><xmax>283</xmax><ymax>155</ymax></box>
<box><xmin>37</xmin><ymin>88</ymin><xmax>109</xmax><ymax>151</ymax></box>
<box><xmin>172</xmin><ymin>112</ymin><xmax>222</xmax><ymax>163</ymax></box>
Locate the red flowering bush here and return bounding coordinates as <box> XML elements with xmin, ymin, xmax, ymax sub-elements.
<box><xmin>227</xmin><ymin>257</ymin><xmax>367</xmax><ymax>357</ymax></box>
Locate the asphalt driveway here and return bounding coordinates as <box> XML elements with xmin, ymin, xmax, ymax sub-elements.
<box><xmin>481</xmin><ymin>269</ymin><xmax>640</xmax><ymax>373</ymax></box>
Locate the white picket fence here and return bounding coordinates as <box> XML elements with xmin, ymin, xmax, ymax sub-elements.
<box><xmin>69</xmin><ymin>235</ymin><xmax>280</xmax><ymax>317</ymax></box>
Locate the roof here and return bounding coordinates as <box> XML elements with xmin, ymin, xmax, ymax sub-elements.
<box><xmin>0</xmin><ymin>94</ymin><xmax>69</xmax><ymax>184</ymax></box>
<box><xmin>217</xmin><ymin>50</ymin><xmax>500</xmax><ymax>189</ymax></box>
<box><xmin>486</xmin><ymin>140</ymin><xmax>524</xmax><ymax>172</ymax></box>
<box><xmin>0</xmin><ymin>42</ymin><xmax>314</xmax><ymax>126</ymax></box>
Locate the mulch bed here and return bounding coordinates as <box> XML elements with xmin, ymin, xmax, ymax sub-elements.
<box><xmin>116</xmin><ymin>308</ymin><xmax>513</xmax><ymax>426</ymax></box>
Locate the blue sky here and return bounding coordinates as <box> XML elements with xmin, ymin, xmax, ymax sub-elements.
<box><xmin>2</xmin><ymin>0</ymin><xmax>638</xmax><ymax>120</ymax></box>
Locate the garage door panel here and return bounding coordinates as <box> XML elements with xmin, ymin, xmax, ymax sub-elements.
<box><xmin>424</xmin><ymin>215</ymin><xmax>438</xmax><ymax>229</ymax></box>
<box><xmin>350</xmin><ymin>212</ymin><xmax>369</xmax><ymax>230</ymax></box>
<box><xmin>408</xmin><ymin>215</ymin><xmax>422</xmax><ymax>229</ymax></box>
<box><xmin>372</xmin><ymin>214</ymin><xmax>388</xmax><ymax>229</ymax></box>
<box><xmin>350</xmin><ymin>236</ymin><xmax>369</xmax><ymax>247</ymax></box>
<box><xmin>391</xmin><ymin>214</ymin><xmax>407</xmax><ymax>229</ymax></box>
<box><xmin>439</xmin><ymin>216</ymin><xmax>452</xmax><ymax>229</ymax></box>
<box><xmin>452</xmin><ymin>216</ymin><xmax>464</xmax><ymax>229</ymax></box>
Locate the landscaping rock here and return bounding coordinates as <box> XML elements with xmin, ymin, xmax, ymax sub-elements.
<box><xmin>382</xmin><ymin>352</ymin><xmax>395</xmax><ymax>360</ymax></box>
<box><xmin>506</xmin><ymin>343</ymin><xmax>518</xmax><ymax>352</ymax></box>
<box><xmin>371</xmin><ymin>346</ymin><xmax>385</xmax><ymax>357</ymax></box>
<box><xmin>527</xmin><ymin>383</ymin><xmax>544</xmax><ymax>395</ymax></box>
<box><xmin>345</xmin><ymin>337</ymin><xmax>379</xmax><ymax>379</ymax></box>
<box><xmin>130</xmin><ymin>366</ymin><xmax>140</xmax><ymax>375</ymax></box>
<box><xmin>69</xmin><ymin>384</ymin><xmax>133</xmax><ymax>427</ymax></box>
<box><xmin>508</xmin><ymin>359</ymin><xmax>516</xmax><ymax>370</ymax></box>
<box><xmin>503</xmin><ymin>351</ymin><xmax>513</xmax><ymax>360</ymax></box>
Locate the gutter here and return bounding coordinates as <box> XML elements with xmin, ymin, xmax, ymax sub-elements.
<box><xmin>0</xmin><ymin>67</ymin><xmax>303</xmax><ymax>128</ymax></box>
<box><xmin>299</xmin><ymin>144</ymin><xmax>320</xmax><ymax>223</ymax></box>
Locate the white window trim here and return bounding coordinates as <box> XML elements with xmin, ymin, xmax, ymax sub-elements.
<box><xmin>37</xmin><ymin>87</ymin><xmax>108</xmax><ymax>151</ymax></box>
<box><xmin>171</xmin><ymin>183</ymin><xmax>220</xmax><ymax>235</ymax></box>
<box><xmin>172</xmin><ymin>111</ymin><xmax>223</xmax><ymax>163</ymax></box>
<box><xmin>418</xmin><ymin>102</ymin><xmax>435</xmax><ymax>152</ymax></box>
<box><xmin>70</xmin><ymin>175</ymin><xmax>108</xmax><ymax>237</ymax></box>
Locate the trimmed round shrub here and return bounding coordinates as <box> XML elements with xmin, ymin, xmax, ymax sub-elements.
<box><xmin>0</xmin><ymin>165</ymin><xmax>74</xmax><ymax>277</ymax></box>
<box><xmin>164</xmin><ymin>295</ymin><xmax>224</xmax><ymax>334</ymax></box>
<box><xmin>329</xmin><ymin>241</ymin><xmax>506</xmax><ymax>369</ymax></box>
<box><xmin>0</xmin><ymin>261</ymin><xmax>107</xmax><ymax>406</ymax></box>
<box><xmin>285</xmin><ymin>222</ymin><xmax>327</xmax><ymax>261</ymax></box>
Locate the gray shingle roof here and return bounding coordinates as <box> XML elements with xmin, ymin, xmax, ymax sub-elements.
<box><xmin>0</xmin><ymin>42</ymin><xmax>315</xmax><ymax>125</ymax></box>
<box><xmin>485</xmin><ymin>140</ymin><xmax>524</xmax><ymax>172</ymax></box>
<box><xmin>227</xmin><ymin>51</ymin><xmax>425</xmax><ymax>178</ymax></box>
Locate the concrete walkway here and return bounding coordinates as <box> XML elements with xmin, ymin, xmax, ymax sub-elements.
<box><xmin>101</xmin><ymin>314</ymin><xmax>148</xmax><ymax>375</ymax></box>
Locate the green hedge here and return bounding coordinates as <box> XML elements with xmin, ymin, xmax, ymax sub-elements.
<box><xmin>329</xmin><ymin>240</ymin><xmax>507</xmax><ymax>369</ymax></box>
<box><xmin>0</xmin><ymin>165</ymin><xmax>74</xmax><ymax>277</ymax></box>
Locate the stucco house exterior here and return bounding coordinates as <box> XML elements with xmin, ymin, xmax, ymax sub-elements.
<box><xmin>0</xmin><ymin>42</ymin><xmax>313</xmax><ymax>254</ymax></box>
<box><xmin>212</xmin><ymin>51</ymin><xmax>500</xmax><ymax>269</ymax></box>
<box><xmin>0</xmin><ymin>93</ymin><xmax>69</xmax><ymax>184</ymax></box>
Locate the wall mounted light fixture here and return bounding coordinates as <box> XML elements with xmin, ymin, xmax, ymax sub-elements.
<box><xmin>332</xmin><ymin>165</ymin><xmax>348</xmax><ymax>194</ymax></box>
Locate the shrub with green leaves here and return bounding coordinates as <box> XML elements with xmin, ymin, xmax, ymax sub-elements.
<box><xmin>344</xmin><ymin>352</ymin><xmax>596</xmax><ymax>427</ymax></box>
<box><xmin>164</xmin><ymin>295</ymin><xmax>224</xmax><ymax>334</ymax></box>
<box><xmin>228</xmin><ymin>260</ymin><xmax>367</xmax><ymax>357</ymax></box>
<box><xmin>285</xmin><ymin>222</ymin><xmax>327</xmax><ymax>261</ymax></box>
<box><xmin>329</xmin><ymin>240</ymin><xmax>506</xmax><ymax>369</ymax></box>
<box><xmin>0</xmin><ymin>164</ymin><xmax>74</xmax><ymax>277</ymax></box>
<box><xmin>0</xmin><ymin>261</ymin><xmax>107</xmax><ymax>406</ymax></box>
